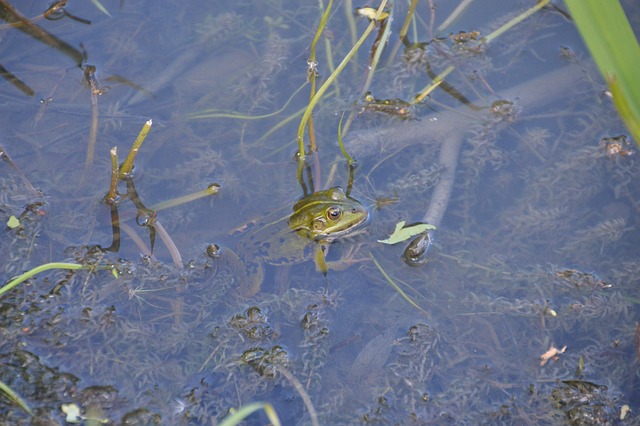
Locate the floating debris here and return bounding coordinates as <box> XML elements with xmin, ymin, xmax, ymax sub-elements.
<box><xmin>360</xmin><ymin>92</ymin><xmax>416</xmax><ymax>120</ymax></box>
<box><xmin>600</xmin><ymin>134</ymin><xmax>635</xmax><ymax>157</ymax></box>
<box><xmin>540</xmin><ymin>344</ymin><xmax>566</xmax><ymax>366</ymax></box>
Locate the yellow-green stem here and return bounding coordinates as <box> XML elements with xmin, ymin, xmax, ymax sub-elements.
<box><xmin>120</xmin><ymin>119</ymin><xmax>152</xmax><ymax>178</ymax></box>
<box><xmin>106</xmin><ymin>146</ymin><xmax>119</xmax><ymax>204</ymax></box>
<box><xmin>297</xmin><ymin>0</ymin><xmax>389</xmax><ymax>159</ymax></box>
<box><xmin>337</xmin><ymin>112</ymin><xmax>355</xmax><ymax>165</ymax></box>
<box><xmin>218</xmin><ymin>402</ymin><xmax>282</xmax><ymax>426</ymax></box>
<box><xmin>0</xmin><ymin>262</ymin><xmax>93</xmax><ymax>298</ymax></box>
<box><xmin>150</xmin><ymin>184</ymin><xmax>220</xmax><ymax>211</ymax></box>
<box><xmin>482</xmin><ymin>0</ymin><xmax>550</xmax><ymax>44</ymax></box>
<box><xmin>0</xmin><ymin>380</ymin><xmax>33</xmax><ymax>416</ymax></box>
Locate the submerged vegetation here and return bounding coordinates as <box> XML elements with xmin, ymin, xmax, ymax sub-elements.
<box><xmin>565</xmin><ymin>0</ymin><xmax>640</xmax><ymax>145</ymax></box>
<box><xmin>0</xmin><ymin>0</ymin><xmax>639</xmax><ymax>424</ymax></box>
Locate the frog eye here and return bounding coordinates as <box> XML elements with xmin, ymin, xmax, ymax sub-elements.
<box><xmin>326</xmin><ymin>206</ymin><xmax>342</xmax><ymax>221</ymax></box>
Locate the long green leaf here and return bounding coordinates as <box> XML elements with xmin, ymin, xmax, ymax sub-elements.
<box><xmin>0</xmin><ymin>379</ymin><xmax>33</xmax><ymax>416</ymax></box>
<box><xmin>565</xmin><ymin>0</ymin><xmax>640</xmax><ymax>145</ymax></box>
<box><xmin>0</xmin><ymin>262</ymin><xmax>89</xmax><ymax>298</ymax></box>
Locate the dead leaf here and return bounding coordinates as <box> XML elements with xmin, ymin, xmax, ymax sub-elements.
<box><xmin>540</xmin><ymin>344</ymin><xmax>567</xmax><ymax>366</ymax></box>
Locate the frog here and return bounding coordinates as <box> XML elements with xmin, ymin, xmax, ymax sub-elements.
<box><xmin>227</xmin><ymin>186</ymin><xmax>368</xmax><ymax>296</ymax></box>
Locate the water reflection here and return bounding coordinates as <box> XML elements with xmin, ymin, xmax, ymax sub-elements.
<box><xmin>0</xmin><ymin>0</ymin><xmax>638</xmax><ymax>424</ymax></box>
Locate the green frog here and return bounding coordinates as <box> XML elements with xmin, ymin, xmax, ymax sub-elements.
<box><xmin>229</xmin><ymin>187</ymin><xmax>368</xmax><ymax>296</ymax></box>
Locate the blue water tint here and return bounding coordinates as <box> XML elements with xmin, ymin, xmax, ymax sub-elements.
<box><xmin>0</xmin><ymin>0</ymin><xmax>638</xmax><ymax>424</ymax></box>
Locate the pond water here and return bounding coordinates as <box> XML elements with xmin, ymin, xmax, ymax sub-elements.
<box><xmin>1</xmin><ymin>0</ymin><xmax>639</xmax><ymax>424</ymax></box>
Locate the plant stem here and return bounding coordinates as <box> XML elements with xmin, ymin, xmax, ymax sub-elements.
<box><xmin>0</xmin><ymin>262</ymin><xmax>93</xmax><ymax>298</ymax></box>
<box><xmin>106</xmin><ymin>146</ymin><xmax>119</xmax><ymax>204</ymax></box>
<box><xmin>120</xmin><ymin>119</ymin><xmax>152</xmax><ymax>177</ymax></box>
<box><xmin>297</xmin><ymin>0</ymin><xmax>389</xmax><ymax>159</ymax></box>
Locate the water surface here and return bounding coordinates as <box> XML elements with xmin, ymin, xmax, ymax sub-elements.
<box><xmin>1</xmin><ymin>1</ymin><xmax>639</xmax><ymax>424</ymax></box>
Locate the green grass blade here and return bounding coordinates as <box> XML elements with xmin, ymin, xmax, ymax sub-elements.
<box><xmin>218</xmin><ymin>402</ymin><xmax>281</xmax><ymax>426</ymax></box>
<box><xmin>0</xmin><ymin>379</ymin><xmax>33</xmax><ymax>416</ymax></box>
<box><xmin>565</xmin><ymin>0</ymin><xmax>640</xmax><ymax>145</ymax></box>
<box><xmin>370</xmin><ymin>253</ymin><xmax>429</xmax><ymax>316</ymax></box>
<box><xmin>0</xmin><ymin>262</ymin><xmax>88</xmax><ymax>298</ymax></box>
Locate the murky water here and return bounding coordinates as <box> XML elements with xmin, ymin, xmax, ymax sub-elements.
<box><xmin>1</xmin><ymin>1</ymin><xmax>639</xmax><ymax>424</ymax></box>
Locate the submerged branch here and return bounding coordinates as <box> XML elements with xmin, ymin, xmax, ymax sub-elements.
<box><xmin>0</xmin><ymin>0</ymin><xmax>83</xmax><ymax>66</ymax></box>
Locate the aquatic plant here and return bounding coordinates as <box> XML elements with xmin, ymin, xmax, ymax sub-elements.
<box><xmin>565</xmin><ymin>0</ymin><xmax>640</xmax><ymax>145</ymax></box>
